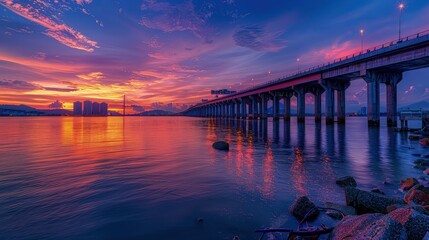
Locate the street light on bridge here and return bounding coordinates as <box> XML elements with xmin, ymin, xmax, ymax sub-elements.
<box><xmin>359</xmin><ymin>29</ymin><xmax>364</xmax><ymax>51</ymax></box>
<box><xmin>398</xmin><ymin>3</ymin><xmax>405</xmax><ymax>40</ymax></box>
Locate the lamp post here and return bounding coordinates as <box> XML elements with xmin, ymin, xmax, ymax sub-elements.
<box><xmin>398</xmin><ymin>3</ymin><xmax>404</xmax><ymax>40</ymax></box>
<box><xmin>296</xmin><ymin>58</ymin><xmax>300</xmax><ymax>72</ymax></box>
<box><xmin>360</xmin><ymin>29</ymin><xmax>364</xmax><ymax>52</ymax></box>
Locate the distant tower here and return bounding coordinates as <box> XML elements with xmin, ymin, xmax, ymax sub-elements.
<box><xmin>83</xmin><ymin>100</ymin><xmax>92</xmax><ymax>116</ymax></box>
<box><xmin>73</xmin><ymin>101</ymin><xmax>83</xmax><ymax>116</ymax></box>
<box><xmin>92</xmin><ymin>102</ymin><xmax>100</xmax><ymax>115</ymax></box>
<box><xmin>100</xmin><ymin>102</ymin><xmax>108</xmax><ymax>116</ymax></box>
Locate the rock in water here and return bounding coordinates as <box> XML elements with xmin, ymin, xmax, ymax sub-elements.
<box><xmin>388</xmin><ymin>208</ymin><xmax>429</xmax><ymax>240</ymax></box>
<box><xmin>289</xmin><ymin>196</ymin><xmax>319</xmax><ymax>221</ymax></box>
<box><xmin>345</xmin><ymin>187</ymin><xmax>405</xmax><ymax>214</ymax></box>
<box><xmin>212</xmin><ymin>141</ymin><xmax>229</xmax><ymax>151</ymax></box>
<box><xmin>336</xmin><ymin>176</ymin><xmax>357</xmax><ymax>187</ymax></box>
<box><xmin>330</xmin><ymin>214</ymin><xmax>407</xmax><ymax>240</ymax></box>
<box><xmin>424</xmin><ymin>168</ymin><xmax>429</xmax><ymax>175</ymax></box>
<box><xmin>400</xmin><ymin>178</ymin><xmax>419</xmax><ymax>191</ymax></box>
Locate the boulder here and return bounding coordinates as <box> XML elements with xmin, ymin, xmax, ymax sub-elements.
<box><xmin>415</xmin><ymin>159</ymin><xmax>429</xmax><ymax>166</ymax></box>
<box><xmin>330</xmin><ymin>213</ymin><xmax>407</xmax><ymax>240</ymax></box>
<box><xmin>425</xmin><ymin>168</ymin><xmax>429</xmax><ymax>175</ymax></box>
<box><xmin>212</xmin><ymin>141</ymin><xmax>229</xmax><ymax>151</ymax></box>
<box><xmin>336</xmin><ymin>176</ymin><xmax>357</xmax><ymax>187</ymax></box>
<box><xmin>405</xmin><ymin>189</ymin><xmax>429</xmax><ymax>206</ymax></box>
<box><xmin>420</xmin><ymin>138</ymin><xmax>429</xmax><ymax>145</ymax></box>
<box><xmin>388</xmin><ymin>208</ymin><xmax>429</xmax><ymax>240</ymax></box>
<box><xmin>345</xmin><ymin>187</ymin><xmax>405</xmax><ymax>214</ymax></box>
<box><xmin>400</xmin><ymin>178</ymin><xmax>419</xmax><ymax>191</ymax></box>
<box><xmin>289</xmin><ymin>196</ymin><xmax>319</xmax><ymax>221</ymax></box>
<box><xmin>371</xmin><ymin>188</ymin><xmax>385</xmax><ymax>195</ymax></box>
<box><xmin>324</xmin><ymin>202</ymin><xmax>356</xmax><ymax>219</ymax></box>
<box><xmin>386</xmin><ymin>204</ymin><xmax>429</xmax><ymax>215</ymax></box>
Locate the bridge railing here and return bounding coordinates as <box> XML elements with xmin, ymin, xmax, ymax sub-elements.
<box><xmin>236</xmin><ymin>29</ymin><xmax>429</xmax><ymax>94</ymax></box>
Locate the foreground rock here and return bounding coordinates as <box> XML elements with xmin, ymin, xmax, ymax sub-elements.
<box><xmin>212</xmin><ymin>141</ymin><xmax>229</xmax><ymax>151</ymax></box>
<box><xmin>335</xmin><ymin>176</ymin><xmax>357</xmax><ymax>187</ymax></box>
<box><xmin>330</xmin><ymin>213</ymin><xmax>407</xmax><ymax>240</ymax></box>
<box><xmin>425</xmin><ymin>168</ymin><xmax>429</xmax><ymax>175</ymax></box>
<box><xmin>345</xmin><ymin>187</ymin><xmax>405</xmax><ymax>214</ymax></box>
<box><xmin>388</xmin><ymin>208</ymin><xmax>429</xmax><ymax>240</ymax></box>
<box><xmin>331</xmin><ymin>208</ymin><xmax>429</xmax><ymax>240</ymax></box>
<box><xmin>400</xmin><ymin>177</ymin><xmax>419</xmax><ymax>191</ymax></box>
<box><xmin>289</xmin><ymin>196</ymin><xmax>319</xmax><ymax>221</ymax></box>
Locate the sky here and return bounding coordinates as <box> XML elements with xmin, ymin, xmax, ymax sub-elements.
<box><xmin>0</xmin><ymin>0</ymin><xmax>428</xmax><ymax>112</ymax></box>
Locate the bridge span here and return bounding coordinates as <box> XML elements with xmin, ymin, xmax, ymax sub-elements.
<box><xmin>184</xmin><ymin>30</ymin><xmax>429</xmax><ymax>127</ymax></box>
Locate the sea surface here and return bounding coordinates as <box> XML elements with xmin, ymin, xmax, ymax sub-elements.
<box><xmin>0</xmin><ymin>116</ymin><xmax>427</xmax><ymax>240</ymax></box>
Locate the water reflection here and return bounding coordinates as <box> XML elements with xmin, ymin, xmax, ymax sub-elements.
<box><xmin>0</xmin><ymin>116</ymin><xmax>425</xmax><ymax>240</ymax></box>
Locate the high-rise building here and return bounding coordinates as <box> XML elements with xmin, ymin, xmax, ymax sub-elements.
<box><xmin>100</xmin><ymin>102</ymin><xmax>108</xmax><ymax>116</ymax></box>
<box><xmin>83</xmin><ymin>100</ymin><xmax>92</xmax><ymax>116</ymax></box>
<box><xmin>73</xmin><ymin>101</ymin><xmax>83</xmax><ymax>115</ymax></box>
<box><xmin>92</xmin><ymin>102</ymin><xmax>100</xmax><ymax>115</ymax></box>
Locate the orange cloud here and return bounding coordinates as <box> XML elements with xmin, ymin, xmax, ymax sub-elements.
<box><xmin>0</xmin><ymin>0</ymin><xmax>98</xmax><ymax>52</ymax></box>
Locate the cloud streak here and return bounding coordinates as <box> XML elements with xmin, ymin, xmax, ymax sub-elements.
<box><xmin>0</xmin><ymin>0</ymin><xmax>98</xmax><ymax>52</ymax></box>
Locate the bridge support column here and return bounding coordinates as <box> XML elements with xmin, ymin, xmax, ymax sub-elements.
<box><xmin>294</xmin><ymin>86</ymin><xmax>306</xmax><ymax>123</ymax></box>
<box><xmin>383</xmin><ymin>72</ymin><xmax>402</xmax><ymax>127</ymax></box>
<box><xmin>250</xmin><ymin>95</ymin><xmax>258</xmax><ymax>120</ymax></box>
<box><xmin>283</xmin><ymin>91</ymin><xmax>293</xmax><ymax>121</ymax></box>
<box><xmin>235</xmin><ymin>100</ymin><xmax>241</xmax><ymax>119</ymax></box>
<box><xmin>309</xmin><ymin>86</ymin><xmax>324</xmax><ymax>122</ymax></box>
<box><xmin>364</xmin><ymin>71</ymin><xmax>381</xmax><ymax>126</ymax></box>
<box><xmin>272</xmin><ymin>94</ymin><xmax>280</xmax><ymax>120</ymax></box>
<box><xmin>336</xmin><ymin>82</ymin><xmax>350</xmax><ymax>124</ymax></box>
<box><xmin>241</xmin><ymin>97</ymin><xmax>247</xmax><ymax>119</ymax></box>
<box><xmin>231</xmin><ymin>102</ymin><xmax>236</xmax><ymax>118</ymax></box>
<box><xmin>260</xmin><ymin>94</ymin><xmax>268</xmax><ymax>119</ymax></box>
<box><xmin>325</xmin><ymin>87</ymin><xmax>335</xmax><ymax>124</ymax></box>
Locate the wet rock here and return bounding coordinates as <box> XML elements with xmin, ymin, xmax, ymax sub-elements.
<box><xmin>371</xmin><ymin>188</ymin><xmax>385</xmax><ymax>195</ymax></box>
<box><xmin>232</xmin><ymin>236</ymin><xmax>240</xmax><ymax>240</ymax></box>
<box><xmin>420</xmin><ymin>138</ymin><xmax>429</xmax><ymax>145</ymax></box>
<box><xmin>405</xmin><ymin>189</ymin><xmax>429</xmax><ymax>206</ymax></box>
<box><xmin>196</xmin><ymin>217</ymin><xmax>204</xmax><ymax>224</ymax></box>
<box><xmin>425</xmin><ymin>168</ymin><xmax>429</xmax><ymax>175</ymax></box>
<box><xmin>415</xmin><ymin>159</ymin><xmax>429</xmax><ymax>166</ymax></box>
<box><xmin>212</xmin><ymin>141</ymin><xmax>229</xmax><ymax>151</ymax></box>
<box><xmin>400</xmin><ymin>178</ymin><xmax>419</xmax><ymax>191</ymax></box>
<box><xmin>345</xmin><ymin>187</ymin><xmax>405</xmax><ymax>214</ymax></box>
<box><xmin>289</xmin><ymin>196</ymin><xmax>319</xmax><ymax>221</ymax></box>
<box><xmin>388</xmin><ymin>208</ymin><xmax>429</xmax><ymax>240</ymax></box>
<box><xmin>330</xmin><ymin>213</ymin><xmax>407</xmax><ymax>240</ymax></box>
<box><xmin>336</xmin><ymin>176</ymin><xmax>357</xmax><ymax>188</ymax></box>
<box><xmin>387</xmin><ymin>204</ymin><xmax>429</xmax><ymax>216</ymax></box>
<box><xmin>324</xmin><ymin>202</ymin><xmax>356</xmax><ymax>219</ymax></box>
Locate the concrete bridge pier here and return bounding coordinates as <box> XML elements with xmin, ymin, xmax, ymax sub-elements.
<box><xmin>294</xmin><ymin>86</ymin><xmax>306</xmax><ymax>123</ymax></box>
<box><xmin>234</xmin><ymin>99</ymin><xmax>241</xmax><ymax>119</ymax></box>
<box><xmin>336</xmin><ymin>81</ymin><xmax>350</xmax><ymax>124</ymax></box>
<box><xmin>309</xmin><ymin>86</ymin><xmax>324</xmax><ymax>122</ymax></box>
<box><xmin>283</xmin><ymin>91</ymin><xmax>293</xmax><ymax>121</ymax></box>
<box><xmin>260</xmin><ymin>94</ymin><xmax>268</xmax><ymax>119</ymax></box>
<box><xmin>230</xmin><ymin>101</ymin><xmax>235</xmax><ymax>118</ymax></box>
<box><xmin>324</xmin><ymin>85</ymin><xmax>335</xmax><ymax>125</ymax></box>
<box><xmin>240</xmin><ymin>97</ymin><xmax>247</xmax><ymax>119</ymax></box>
<box><xmin>364</xmin><ymin>71</ymin><xmax>381</xmax><ymax>126</ymax></box>
<box><xmin>270</xmin><ymin>92</ymin><xmax>281</xmax><ymax>120</ymax></box>
<box><xmin>250</xmin><ymin>95</ymin><xmax>258</xmax><ymax>120</ymax></box>
<box><xmin>383</xmin><ymin>72</ymin><xmax>402</xmax><ymax>127</ymax></box>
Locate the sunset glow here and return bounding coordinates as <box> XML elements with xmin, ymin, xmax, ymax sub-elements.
<box><xmin>1</xmin><ymin>0</ymin><xmax>429</xmax><ymax>112</ymax></box>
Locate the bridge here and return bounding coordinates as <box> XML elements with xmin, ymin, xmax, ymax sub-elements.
<box><xmin>183</xmin><ymin>30</ymin><xmax>429</xmax><ymax>127</ymax></box>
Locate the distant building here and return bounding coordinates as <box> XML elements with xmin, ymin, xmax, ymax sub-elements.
<box><xmin>92</xmin><ymin>102</ymin><xmax>100</xmax><ymax>115</ymax></box>
<box><xmin>100</xmin><ymin>102</ymin><xmax>108</xmax><ymax>116</ymax></box>
<box><xmin>83</xmin><ymin>100</ymin><xmax>92</xmax><ymax>116</ymax></box>
<box><xmin>73</xmin><ymin>101</ymin><xmax>83</xmax><ymax>115</ymax></box>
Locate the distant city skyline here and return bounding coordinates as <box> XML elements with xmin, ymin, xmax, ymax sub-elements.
<box><xmin>1</xmin><ymin>1</ymin><xmax>429</xmax><ymax>112</ymax></box>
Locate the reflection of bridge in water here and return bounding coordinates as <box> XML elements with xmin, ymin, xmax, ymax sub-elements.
<box><xmin>184</xmin><ymin>30</ymin><xmax>429</xmax><ymax>127</ymax></box>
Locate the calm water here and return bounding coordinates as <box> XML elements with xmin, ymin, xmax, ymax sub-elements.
<box><xmin>0</xmin><ymin>116</ymin><xmax>427</xmax><ymax>239</ymax></box>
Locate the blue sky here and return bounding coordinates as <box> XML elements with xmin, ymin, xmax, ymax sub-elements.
<box><xmin>0</xmin><ymin>0</ymin><xmax>428</xmax><ymax>111</ymax></box>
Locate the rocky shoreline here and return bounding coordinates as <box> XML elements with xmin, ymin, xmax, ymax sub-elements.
<box><xmin>288</xmin><ymin>174</ymin><xmax>429</xmax><ymax>239</ymax></box>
